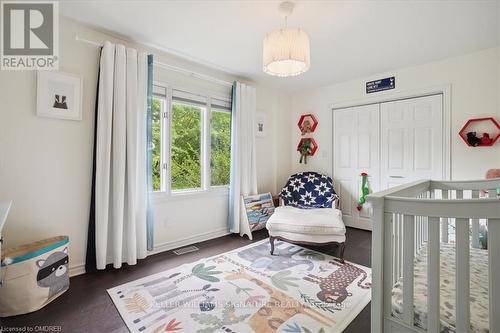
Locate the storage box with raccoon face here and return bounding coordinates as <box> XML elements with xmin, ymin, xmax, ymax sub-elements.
<box><xmin>0</xmin><ymin>236</ymin><xmax>69</xmax><ymax>317</ymax></box>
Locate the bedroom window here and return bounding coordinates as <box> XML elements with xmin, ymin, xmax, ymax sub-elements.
<box><xmin>152</xmin><ymin>85</ymin><xmax>167</xmax><ymax>192</ymax></box>
<box><xmin>152</xmin><ymin>84</ymin><xmax>231</xmax><ymax>195</ymax></box>
<box><xmin>170</xmin><ymin>99</ymin><xmax>203</xmax><ymax>191</ymax></box>
<box><xmin>210</xmin><ymin>99</ymin><xmax>232</xmax><ymax>187</ymax></box>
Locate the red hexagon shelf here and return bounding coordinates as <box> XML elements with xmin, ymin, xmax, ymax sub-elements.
<box><xmin>459</xmin><ymin>117</ymin><xmax>500</xmax><ymax>147</ymax></box>
<box><xmin>298</xmin><ymin>114</ymin><xmax>318</xmax><ymax>135</ymax></box>
<box><xmin>297</xmin><ymin>138</ymin><xmax>318</xmax><ymax>164</ymax></box>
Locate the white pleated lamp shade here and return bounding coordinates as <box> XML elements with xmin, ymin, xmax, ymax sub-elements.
<box><xmin>263</xmin><ymin>28</ymin><xmax>311</xmax><ymax>77</ymax></box>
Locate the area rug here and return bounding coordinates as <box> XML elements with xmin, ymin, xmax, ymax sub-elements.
<box><xmin>108</xmin><ymin>239</ymin><xmax>371</xmax><ymax>333</ymax></box>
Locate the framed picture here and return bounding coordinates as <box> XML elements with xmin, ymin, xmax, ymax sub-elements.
<box><xmin>256</xmin><ymin>111</ymin><xmax>267</xmax><ymax>137</ymax></box>
<box><xmin>37</xmin><ymin>71</ymin><xmax>82</xmax><ymax>121</ymax></box>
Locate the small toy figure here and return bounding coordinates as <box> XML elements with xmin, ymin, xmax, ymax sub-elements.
<box><xmin>466</xmin><ymin>132</ymin><xmax>482</xmax><ymax>147</ymax></box>
<box><xmin>300</xmin><ymin>120</ymin><xmax>312</xmax><ymax>135</ymax></box>
<box><xmin>299</xmin><ymin>139</ymin><xmax>312</xmax><ymax>164</ymax></box>
<box><xmin>481</xmin><ymin>133</ymin><xmax>493</xmax><ymax>145</ymax></box>
<box><xmin>356</xmin><ymin>173</ymin><xmax>370</xmax><ymax>211</ymax></box>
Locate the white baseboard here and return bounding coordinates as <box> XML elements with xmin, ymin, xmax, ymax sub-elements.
<box><xmin>69</xmin><ymin>262</ymin><xmax>86</xmax><ymax>277</ymax></box>
<box><xmin>68</xmin><ymin>227</ymin><xmax>231</xmax><ymax>277</ymax></box>
<box><xmin>149</xmin><ymin>227</ymin><xmax>230</xmax><ymax>255</ymax></box>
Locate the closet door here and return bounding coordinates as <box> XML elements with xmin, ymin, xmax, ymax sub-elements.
<box><xmin>380</xmin><ymin>94</ymin><xmax>444</xmax><ymax>190</ymax></box>
<box><xmin>334</xmin><ymin>104</ymin><xmax>380</xmax><ymax>230</ymax></box>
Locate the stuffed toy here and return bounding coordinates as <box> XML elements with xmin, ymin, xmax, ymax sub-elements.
<box><xmin>298</xmin><ymin>139</ymin><xmax>312</xmax><ymax>164</ymax></box>
<box><xmin>466</xmin><ymin>132</ymin><xmax>482</xmax><ymax>146</ymax></box>
<box><xmin>481</xmin><ymin>133</ymin><xmax>493</xmax><ymax>145</ymax></box>
<box><xmin>300</xmin><ymin>120</ymin><xmax>312</xmax><ymax>135</ymax></box>
<box><xmin>356</xmin><ymin>172</ymin><xmax>370</xmax><ymax>211</ymax></box>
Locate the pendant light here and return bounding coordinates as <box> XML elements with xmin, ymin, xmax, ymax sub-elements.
<box><xmin>263</xmin><ymin>1</ymin><xmax>311</xmax><ymax>77</ymax></box>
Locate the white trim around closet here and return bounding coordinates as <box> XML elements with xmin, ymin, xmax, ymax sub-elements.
<box><xmin>330</xmin><ymin>84</ymin><xmax>452</xmax><ymax>181</ymax></box>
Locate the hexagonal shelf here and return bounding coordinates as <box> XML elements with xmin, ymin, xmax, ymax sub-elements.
<box><xmin>297</xmin><ymin>138</ymin><xmax>318</xmax><ymax>164</ymax></box>
<box><xmin>297</xmin><ymin>114</ymin><xmax>318</xmax><ymax>135</ymax></box>
<box><xmin>459</xmin><ymin>117</ymin><xmax>500</xmax><ymax>147</ymax></box>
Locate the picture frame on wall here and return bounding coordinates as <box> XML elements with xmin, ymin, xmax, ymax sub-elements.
<box><xmin>37</xmin><ymin>71</ymin><xmax>82</xmax><ymax>121</ymax></box>
<box><xmin>256</xmin><ymin>111</ymin><xmax>267</xmax><ymax>137</ymax></box>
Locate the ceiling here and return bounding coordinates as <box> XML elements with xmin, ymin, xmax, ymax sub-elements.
<box><xmin>60</xmin><ymin>0</ymin><xmax>499</xmax><ymax>91</ymax></box>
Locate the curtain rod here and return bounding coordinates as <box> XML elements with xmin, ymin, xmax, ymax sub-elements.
<box><xmin>75</xmin><ymin>36</ymin><xmax>234</xmax><ymax>87</ymax></box>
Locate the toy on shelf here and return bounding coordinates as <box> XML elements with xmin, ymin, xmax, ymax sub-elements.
<box><xmin>356</xmin><ymin>172</ymin><xmax>370</xmax><ymax>211</ymax></box>
<box><xmin>459</xmin><ymin>117</ymin><xmax>500</xmax><ymax>147</ymax></box>
<box><xmin>300</xmin><ymin>120</ymin><xmax>312</xmax><ymax>135</ymax></box>
<box><xmin>481</xmin><ymin>133</ymin><xmax>493</xmax><ymax>145</ymax></box>
<box><xmin>297</xmin><ymin>114</ymin><xmax>318</xmax><ymax>135</ymax></box>
<box><xmin>297</xmin><ymin>138</ymin><xmax>318</xmax><ymax>164</ymax></box>
<box><xmin>466</xmin><ymin>132</ymin><xmax>482</xmax><ymax>147</ymax></box>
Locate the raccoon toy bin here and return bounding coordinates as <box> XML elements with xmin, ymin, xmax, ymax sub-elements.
<box><xmin>0</xmin><ymin>236</ymin><xmax>70</xmax><ymax>317</ymax></box>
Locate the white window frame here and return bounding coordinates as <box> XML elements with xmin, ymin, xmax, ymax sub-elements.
<box><xmin>151</xmin><ymin>85</ymin><xmax>169</xmax><ymax>193</ymax></box>
<box><xmin>152</xmin><ymin>81</ymin><xmax>231</xmax><ymax>199</ymax></box>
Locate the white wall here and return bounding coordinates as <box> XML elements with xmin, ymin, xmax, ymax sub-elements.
<box><xmin>288</xmin><ymin>47</ymin><xmax>500</xmax><ymax>183</ymax></box>
<box><xmin>0</xmin><ymin>18</ymin><xmax>290</xmax><ymax>275</ymax></box>
<box><xmin>256</xmin><ymin>87</ymin><xmax>292</xmax><ymax>195</ymax></box>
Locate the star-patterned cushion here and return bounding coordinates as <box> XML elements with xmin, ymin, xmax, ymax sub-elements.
<box><xmin>279</xmin><ymin>172</ymin><xmax>338</xmax><ymax>209</ymax></box>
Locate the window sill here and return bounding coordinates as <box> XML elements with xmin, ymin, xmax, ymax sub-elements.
<box><xmin>152</xmin><ymin>186</ymin><xmax>229</xmax><ymax>204</ymax></box>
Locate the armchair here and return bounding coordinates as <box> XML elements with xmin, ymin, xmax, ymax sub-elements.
<box><xmin>266</xmin><ymin>172</ymin><xmax>346</xmax><ymax>262</ymax></box>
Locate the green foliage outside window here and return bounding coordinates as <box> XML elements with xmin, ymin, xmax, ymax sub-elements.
<box><xmin>171</xmin><ymin>103</ymin><xmax>202</xmax><ymax>190</ymax></box>
<box><xmin>150</xmin><ymin>97</ymin><xmax>231</xmax><ymax>192</ymax></box>
<box><xmin>152</xmin><ymin>98</ymin><xmax>162</xmax><ymax>191</ymax></box>
<box><xmin>210</xmin><ymin>110</ymin><xmax>231</xmax><ymax>186</ymax></box>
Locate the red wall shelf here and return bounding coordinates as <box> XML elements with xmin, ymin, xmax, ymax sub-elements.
<box><xmin>297</xmin><ymin>138</ymin><xmax>318</xmax><ymax>156</ymax></box>
<box><xmin>458</xmin><ymin>117</ymin><xmax>500</xmax><ymax>147</ymax></box>
<box><xmin>297</xmin><ymin>114</ymin><xmax>318</xmax><ymax>135</ymax></box>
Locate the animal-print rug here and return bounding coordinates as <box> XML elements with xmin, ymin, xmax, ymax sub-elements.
<box><xmin>108</xmin><ymin>239</ymin><xmax>371</xmax><ymax>333</ymax></box>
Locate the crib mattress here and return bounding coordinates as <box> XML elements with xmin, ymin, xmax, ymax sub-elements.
<box><xmin>391</xmin><ymin>243</ymin><xmax>489</xmax><ymax>333</ymax></box>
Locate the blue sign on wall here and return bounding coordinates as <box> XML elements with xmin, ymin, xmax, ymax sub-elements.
<box><xmin>366</xmin><ymin>77</ymin><xmax>395</xmax><ymax>93</ymax></box>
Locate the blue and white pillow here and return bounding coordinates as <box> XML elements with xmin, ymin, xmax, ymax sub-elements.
<box><xmin>279</xmin><ymin>172</ymin><xmax>338</xmax><ymax>209</ymax></box>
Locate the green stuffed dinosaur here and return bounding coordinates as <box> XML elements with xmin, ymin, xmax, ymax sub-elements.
<box><xmin>299</xmin><ymin>139</ymin><xmax>313</xmax><ymax>164</ymax></box>
<box><xmin>356</xmin><ymin>172</ymin><xmax>369</xmax><ymax>211</ymax></box>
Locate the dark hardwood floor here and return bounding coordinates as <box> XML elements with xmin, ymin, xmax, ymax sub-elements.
<box><xmin>1</xmin><ymin>227</ymin><xmax>372</xmax><ymax>333</ymax></box>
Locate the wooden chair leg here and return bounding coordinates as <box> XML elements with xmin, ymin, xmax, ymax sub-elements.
<box><xmin>270</xmin><ymin>236</ymin><xmax>275</xmax><ymax>255</ymax></box>
<box><xmin>338</xmin><ymin>242</ymin><xmax>345</xmax><ymax>263</ymax></box>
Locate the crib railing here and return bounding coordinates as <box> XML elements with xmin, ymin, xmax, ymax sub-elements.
<box><xmin>367</xmin><ymin>179</ymin><xmax>500</xmax><ymax>333</ymax></box>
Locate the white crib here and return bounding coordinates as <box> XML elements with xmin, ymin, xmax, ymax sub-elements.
<box><xmin>367</xmin><ymin>179</ymin><xmax>500</xmax><ymax>333</ymax></box>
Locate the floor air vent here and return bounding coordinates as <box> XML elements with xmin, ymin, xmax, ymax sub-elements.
<box><xmin>173</xmin><ymin>245</ymin><xmax>199</xmax><ymax>255</ymax></box>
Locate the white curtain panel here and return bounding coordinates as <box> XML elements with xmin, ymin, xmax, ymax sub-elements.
<box><xmin>228</xmin><ymin>82</ymin><xmax>258</xmax><ymax>235</ymax></box>
<box><xmin>95</xmin><ymin>41</ymin><xmax>148</xmax><ymax>269</ymax></box>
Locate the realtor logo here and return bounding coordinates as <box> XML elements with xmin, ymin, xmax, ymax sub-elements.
<box><xmin>1</xmin><ymin>1</ymin><xmax>59</xmax><ymax>70</ymax></box>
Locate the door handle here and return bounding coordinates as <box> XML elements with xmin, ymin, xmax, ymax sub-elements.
<box><xmin>389</xmin><ymin>175</ymin><xmax>404</xmax><ymax>178</ymax></box>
